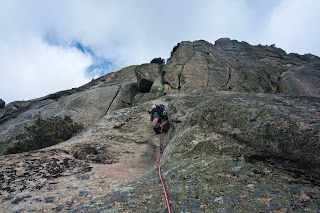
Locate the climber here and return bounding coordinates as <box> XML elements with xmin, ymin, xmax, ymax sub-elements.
<box><xmin>149</xmin><ymin>104</ymin><xmax>169</xmax><ymax>135</ymax></box>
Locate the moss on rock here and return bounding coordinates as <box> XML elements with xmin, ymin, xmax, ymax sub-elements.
<box><xmin>72</xmin><ymin>154</ymin><xmax>320</xmax><ymax>212</ymax></box>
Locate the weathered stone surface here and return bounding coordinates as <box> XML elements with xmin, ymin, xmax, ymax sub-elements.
<box><xmin>107</xmin><ymin>82</ymin><xmax>139</xmax><ymax>113</ymax></box>
<box><xmin>163</xmin><ymin>91</ymin><xmax>320</xmax><ymax>174</ymax></box>
<box><xmin>0</xmin><ymin>109</ymin><xmax>4</xmax><ymax>120</ymax></box>
<box><xmin>0</xmin><ymin>99</ymin><xmax>5</xmax><ymax>109</ymax></box>
<box><xmin>0</xmin><ymin>100</ymin><xmax>32</xmax><ymax>122</ymax></box>
<box><xmin>79</xmin><ymin>65</ymin><xmax>137</xmax><ymax>89</ymax></box>
<box><xmin>0</xmin><ymin>65</ymin><xmax>140</xmax><ymax>155</ymax></box>
<box><xmin>0</xmin><ymin>99</ymin><xmax>56</xmax><ymax>154</ymax></box>
<box><xmin>111</xmin><ymin>65</ymin><xmax>138</xmax><ymax>82</ymax></box>
<box><xmin>72</xmin><ymin>91</ymin><xmax>320</xmax><ymax>212</ymax></box>
<box><xmin>180</xmin><ymin>51</ymin><xmax>209</xmax><ymax>91</ymax></box>
<box><xmin>163</xmin><ymin>38</ymin><xmax>320</xmax><ymax>97</ymax></box>
<box><xmin>1</xmin><ymin>38</ymin><xmax>320</xmax><ymax>212</ymax></box>
<box><xmin>73</xmin><ymin>154</ymin><xmax>320</xmax><ymax>212</ymax></box>
<box><xmin>41</xmin><ymin>86</ymin><xmax>120</xmax><ymax>125</ymax></box>
<box><xmin>135</xmin><ymin>63</ymin><xmax>162</xmax><ymax>92</ymax></box>
<box><xmin>149</xmin><ymin>74</ymin><xmax>164</xmax><ymax>93</ymax></box>
<box><xmin>163</xmin><ymin>41</ymin><xmax>194</xmax><ymax>89</ymax></box>
<box><xmin>0</xmin><ymin>101</ymin><xmax>162</xmax><ymax>212</ymax></box>
<box><xmin>132</xmin><ymin>92</ymin><xmax>165</xmax><ymax>105</ymax></box>
<box><xmin>0</xmin><ymin>86</ymin><xmax>120</xmax><ymax>154</ymax></box>
<box><xmin>278</xmin><ymin>66</ymin><xmax>320</xmax><ymax>96</ymax></box>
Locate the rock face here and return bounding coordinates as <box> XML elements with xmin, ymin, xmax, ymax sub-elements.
<box><xmin>163</xmin><ymin>39</ymin><xmax>320</xmax><ymax>96</ymax></box>
<box><xmin>163</xmin><ymin>41</ymin><xmax>194</xmax><ymax>89</ymax></box>
<box><xmin>74</xmin><ymin>154</ymin><xmax>320</xmax><ymax>212</ymax></box>
<box><xmin>135</xmin><ymin>63</ymin><xmax>163</xmax><ymax>92</ymax></box>
<box><xmin>0</xmin><ymin>99</ymin><xmax>5</xmax><ymax>109</ymax></box>
<box><xmin>73</xmin><ymin>91</ymin><xmax>320</xmax><ymax>212</ymax></box>
<box><xmin>1</xmin><ymin>38</ymin><xmax>320</xmax><ymax>212</ymax></box>
<box><xmin>165</xmin><ymin>91</ymin><xmax>320</xmax><ymax>172</ymax></box>
<box><xmin>0</xmin><ymin>66</ymin><xmax>138</xmax><ymax>154</ymax></box>
<box><xmin>0</xmin><ymin>102</ymin><xmax>161</xmax><ymax>212</ymax></box>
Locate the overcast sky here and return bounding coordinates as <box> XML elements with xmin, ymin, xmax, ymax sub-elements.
<box><xmin>1</xmin><ymin>0</ymin><xmax>320</xmax><ymax>104</ymax></box>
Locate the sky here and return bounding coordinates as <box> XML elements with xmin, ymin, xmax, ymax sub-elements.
<box><xmin>1</xmin><ymin>0</ymin><xmax>320</xmax><ymax>104</ymax></box>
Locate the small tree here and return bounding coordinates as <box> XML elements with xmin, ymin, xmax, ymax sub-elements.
<box><xmin>4</xmin><ymin>115</ymin><xmax>84</xmax><ymax>155</ymax></box>
<box><xmin>150</xmin><ymin>57</ymin><xmax>165</xmax><ymax>64</ymax></box>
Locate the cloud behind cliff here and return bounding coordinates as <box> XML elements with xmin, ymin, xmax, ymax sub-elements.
<box><xmin>0</xmin><ymin>0</ymin><xmax>319</xmax><ymax>103</ymax></box>
<box><xmin>263</xmin><ymin>0</ymin><xmax>320</xmax><ymax>55</ymax></box>
<box><xmin>0</xmin><ymin>36</ymin><xmax>92</xmax><ymax>102</ymax></box>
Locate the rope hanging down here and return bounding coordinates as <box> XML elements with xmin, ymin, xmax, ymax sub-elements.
<box><xmin>158</xmin><ymin>126</ymin><xmax>173</xmax><ymax>213</ymax></box>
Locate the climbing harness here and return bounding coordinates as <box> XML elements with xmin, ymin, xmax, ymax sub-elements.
<box><xmin>158</xmin><ymin>126</ymin><xmax>173</xmax><ymax>213</ymax></box>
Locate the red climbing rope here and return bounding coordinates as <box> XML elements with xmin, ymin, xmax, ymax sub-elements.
<box><xmin>158</xmin><ymin>126</ymin><xmax>173</xmax><ymax>213</ymax></box>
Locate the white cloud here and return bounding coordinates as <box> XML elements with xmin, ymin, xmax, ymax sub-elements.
<box><xmin>263</xmin><ymin>0</ymin><xmax>320</xmax><ymax>55</ymax></box>
<box><xmin>0</xmin><ymin>0</ymin><xmax>319</xmax><ymax>103</ymax></box>
<box><xmin>0</xmin><ymin>36</ymin><xmax>92</xmax><ymax>103</ymax></box>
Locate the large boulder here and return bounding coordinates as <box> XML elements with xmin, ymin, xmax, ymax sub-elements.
<box><xmin>135</xmin><ymin>63</ymin><xmax>163</xmax><ymax>92</ymax></box>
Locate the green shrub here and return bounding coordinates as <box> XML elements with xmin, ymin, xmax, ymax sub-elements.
<box><xmin>4</xmin><ymin>115</ymin><xmax>84</xmax><ymax>155</ymax></box>
<box><xmin>150</xmin><ymin>57</ymin><xmax>165</xmax><ymax>64</ymax></box>
<box><xmin>278</xmin><ymin>70</ymin><xmax>287</xmax><ymax>79</ymax></box>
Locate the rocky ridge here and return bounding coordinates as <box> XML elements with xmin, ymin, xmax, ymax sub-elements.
<box><xmin>0</xmin><ymin>38</ymin><xmax>320</xmax><ymax>212</ymax></box>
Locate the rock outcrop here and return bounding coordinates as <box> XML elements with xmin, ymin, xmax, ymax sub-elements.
<box><xmin>135</xmin><ymin>63</ymin><xmax>163</xmax><ymax>93</ymax></box>
<box><xmin>0</xmin><ymin>99</ymin><xmax>5</xmax><ymax>109</ymax></box>
<box><xmin>0</xmin><ymin>65</ymin><xmax>138</xmax><ymax>154</ymax></box>
<box><xmin>163</xmin><ymin>39</ymin><xmax>320</xmax><ymax>96</ymax></box>
<box><xmin>1</xmin><ymin>38</ymin><xmax>320</xmax><ymax>212</ymax></box>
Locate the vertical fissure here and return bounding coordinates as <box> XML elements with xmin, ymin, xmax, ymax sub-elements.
<box><xmin>224</xmin><ymin>68</ymin><xmax>232</xmax><ymax>87</ymax></box>
<box><xmin>105</xmin><ymin>87</ymin><xmax>121</xmax><ymax>114</ymax></box>
<box><xmin>179</xmin><ymin>44</ymin><xmax>196</xmax><ymax>90</ymax></box>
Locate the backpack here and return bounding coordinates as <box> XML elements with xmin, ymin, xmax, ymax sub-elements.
<box><xmin>150</xmin><ymin>104</ymin><xmax>167</xmax><ymax>120</ymax></box>
<box><xmin>156</xmin><ymin>104</ymin><xmax>167</xmax><ymax>116</ymax></box>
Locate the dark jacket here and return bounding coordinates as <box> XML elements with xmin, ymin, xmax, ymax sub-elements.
<box><xmin>150</xmin><ymin>104</ymin><xmax>168</xmax><ymax>121</ymax></box>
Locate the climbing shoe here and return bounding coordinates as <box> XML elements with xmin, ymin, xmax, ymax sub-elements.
<box><xmin>153</xmin><ymin>126</ymin><xmax>161</xmax><ymax>135</ymax></box>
